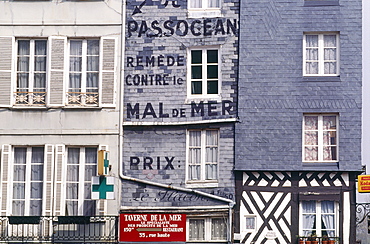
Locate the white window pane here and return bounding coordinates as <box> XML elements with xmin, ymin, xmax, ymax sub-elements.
<box><xmin>189</xmin><ymin>131</ymin><xmax>201</xmax><ymax>146</ymax></box>
<box><xmin>211</xmin><ymin>218</ymin><xmax>227</xmax><ymax>240</ymax></box>
<box><xmin>208</xmin><ymin>0</ymin><xmax>219</xmax><ymax>8</ymax></box>
<box><xmin>189</xmin><ymin>165</ymin><xmax>200</xmax><ymax>180</ymax></box>
<box><xmin>66</xmin><ymin>201</ymin><xmax>78</xmax><ymax>215</ymax></box>
<box><xmin>324</xmin><ymin>35</ymin><xmax>336</xmax><ymax>47</ymax></box>
<box><xmin>189</xmin><ymin>219</ymin><xmax>205</xmax><ymax>240</ymax></box>
<box><xmin>190</xmin><ymin>0</ymin><xmax>202</xmax><ymax>8</ymax></box>
<box><xmin>205</xmin><ymin>164</ymin><xmax>217</xmax><ymax>180</ymax></box>
<box><xmin>306</xmin><ymin>62</ymin><xmax>318</xmax><ymax>74</ymax></box>
<box><xmin>306</xmin><ymin>35</ymin><xmax>318</xmax><ymax>47</ymax></box>
<box><xmin>306</xmin><ymin>48</ymin><xmax>318</xmax><ymax>61</ymax></box>
<box><xmin>13</xmin><ymin>183</ymin><xmax>25</xmax><ymax>199</ymax></box>
<box><xmin>31</xmin><ymin>182</ymin><xmax>43</xmax><ymax>199</ymax></box>
<box><xmin>12</xmin><ymin>200</ymin><xmax>25</xmax><ymax>216</ymax></box>
<box><xmin>30</xmin><ymin>200</ymin><xmax>42</xmax><ymax>216</ymax></box>
<box><xmin>66</xmin><ymin>183</ymin><xmax>78</xmax><ymax>199</ymax></box>
<box><xmin>304</xmin><ymin>147</ymin><xmax>318</xmax><ymax>161</ymax></box>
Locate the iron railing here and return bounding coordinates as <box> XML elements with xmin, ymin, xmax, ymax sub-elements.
<box><xmin>0</xmin><ymin>216</ymin><xmax>118</xmax><ymax>243</ymax></box>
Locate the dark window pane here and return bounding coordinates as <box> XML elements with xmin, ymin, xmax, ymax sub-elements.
<box><xmin>207</xmin><ymin>80</ymin><xmax>218</xmax><ymax>94</ymax></box>
<box><xmin>191</xmin><ymin>50</ymin><xmax>202</xmax><ymax>64</ymax></box>
<box><xmin>207</xmin><ymin>65</ymin><xmax>218</xmax><ymax>79</ymax></box>
<box><xmin>192</xmin><ymin>66</ymin><xmax>202</xmax><ymax>79</ymax></box>
<box><xmin>192</xmin><ymin>81</ymin><xmax>202</xmax><ymax>94</ymax></box>
<box><xmin>207</xmin><ymin>50</ymin><xmax>218</xmax><ymax>63</ymax></box>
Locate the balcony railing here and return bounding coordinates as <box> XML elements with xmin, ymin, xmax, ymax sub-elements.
<box><xmin>0</xmin><ymin>216</ymin><xmax>118</xmax><ymax>243</ymax></box>
<box><xmin>67</xmin><ymin>91</ymin><xmax>99</xmax><ymax>106</ymax></box>
<box><xmin>14</xmin><ymin>91</ymin><xmax>46</xmax><ymax>105</ymax></box>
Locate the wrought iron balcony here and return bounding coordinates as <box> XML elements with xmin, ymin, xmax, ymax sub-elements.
<box><xmin>14</xmin><ymin>91</ymin><xmax>46</xmax><ymax>105</ymax></box>
<box><xmin>0</xmin><ymin>216</ymin><xmax>118</xmax><ymax>243</ymax></box>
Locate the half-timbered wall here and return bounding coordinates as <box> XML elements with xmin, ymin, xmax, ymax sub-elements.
<box><xmin>236</xmin><ymin>171</ymin><xmax>356</xmax><ymax>244</ymax></box>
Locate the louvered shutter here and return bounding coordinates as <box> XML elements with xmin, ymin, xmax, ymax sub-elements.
<box><xmin>44</xmin><ymin>145</ymin><xmax>54</xmax><ymax>216</ymax></box>
<box><xmin>100</xmin><ymin>37</ymin><xmax>116</xmax><ymax>107</ymax></box>
<box><xmin>97</xmin><ymin>145</ymin><xmax>109</xmax><ymax>214</ymax></box>
<box><xmin>54</xmin><ymin>144</ymin><xmax>65</xmax><ymax>216</ymax></box>
<box><xmin>48</xmin><ymin>37</ymin><xmax>66</xmax><ymax>107</ymax></box>
<box><xmin>0</xmin><ymin>37</ymin><xmax>13</xmax><ymax>107</ymax></box>
<box><xmin>0</xmin><ymin>145</ymin><xmax>11</xmax><ymax>216</ymax></box>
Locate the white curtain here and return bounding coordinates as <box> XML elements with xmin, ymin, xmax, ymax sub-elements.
<box><xmin>17</xmin><ymin>40</ymin><xmax>30</xmax><ymax>91</ymax></box>
<box><xmin>305</xmin><ymin>35</ymin><xmax>319</xmax><ymax>75</ymax></box>
<box><xmin>190</xmin><ymin>0</ymin><xmax>202</xmax><ymax>8</ymax></box>
<box><xmin>206</xmin><ymin>130</ymin><xmax>218</xmax><ymax>180</ymax></box>
<box><xmin>189</xmin><ymin>219</ymin><xmax>205</xmax><ymax>240</ymax></box>
<box><xmin>69</xmin><ymin>41</ymin><xmax>82</xmax><ymax>92</ymax></box>
<box><xmin>86</xmin><ymin>40</ymin><xmax>99</xmax><ymax>92</ymax></box>
<box><xmin>302</xmin><ymin>201</ymin><xmax>316</xmax><ymax>236</ymax></box>
<box><xmin>66</xmin><ymin>148</ymin><xmax>80</xmax><ymax>215</ymax></box>
<box><xmin>34</xmin><ymin>40</ymin><xmax>47</xmax><ymax>91</ymax></box>
<box><xmin>84</xmin><ymin>148</ymin><xmax>97</xmax><ymax>216</ymax></box>
<box><xmin>324</xmin><ymin>35</ymin><xmax>337</xmax><ymax>75</ymax></box>
<box><xmin>13</xmin><ymin>147</ymin><xmax>43</xmax><ymax>216</ymax></box>
<box><xmin>321</xmin><ymin>201</ymin><xmax>335</xmax><ymax>237</ymax></box>
<box><xmin>208</xmin><ymin>0</ymin><xmax>219</xmax><ymax>8</ymax></box>
<box><xmin>189</xmin><ymin>131</ymin><xmax>201</xmax><ymax>180</ymax></box>
<box><xmin>30</xmin><ymin>147</ymin><xmax>44</xmax><ymax>216</ymax></box>
<box><xmin>211</xmin><ymin>218</ymin><xmax>227</xmax><ymax>240</ymax></box>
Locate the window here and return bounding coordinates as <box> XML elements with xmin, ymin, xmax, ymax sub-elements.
<box><xmin>68</xmin><ymin>39</ymin><xmax>100</xmax><ymax>106</ymax></box>
<box><xmin>15</xmin><ymin>39</ymin><xmax>47</xmax><ymax>105</ymax></box>
<box><xmin>65</xmin><ymin>147</ymin><xmax>97</xmax><ymax>216</ymax></box>
<box><xmin>303</xmin><ymin>114</ymin><xmax>338</xmax><ymax>162</ymax></box>
<box><xmin>187</xmin><ymin>129</ymin><xmax>219</xmax><ymax>184</ymax></box>
<box><xmin>12</xmin><ymin>147</ymin><xmax>44</xmax><ymax>216</ymax></box>
<box><xmin>303</xmin><ymin>33</ymin><xmax>339</xmax><ymax>76</ymax></box>
<box><xmin>188</xmin><ymin>0</ymin><xmax>221</xmax><ymax>17</ymax></box>
<box><xmin>188</xmin><ymin>47</ymin><xmax>220</xmax><ymax>97</ymax></box>
<box><xmin>300</xmin><ymin>200</ymin><xmax>337</xmax><ymax>238</ymax></box>
<box><xmin>188</xmin><ymin>217</ymin><xmax>227</xmax><ymax>241</ymax></box>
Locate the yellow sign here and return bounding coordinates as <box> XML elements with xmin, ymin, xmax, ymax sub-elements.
<box><xmin>358</xmin><ymin>175</ymin><xmax>370</xmax><ymax>193</ymax></box>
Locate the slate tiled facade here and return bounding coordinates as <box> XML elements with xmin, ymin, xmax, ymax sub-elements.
<box><xmin>121</xmin><ymin>0</ymin><xmax>239</xmax><ymax>242</ymax></box>
<box><xmin>235</xmin><ymin>0</ymin><xmax>362</xmax><ymax>243</ymax></box>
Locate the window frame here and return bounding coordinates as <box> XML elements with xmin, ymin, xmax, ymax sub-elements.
<box><xmin>186</xmin><ymin>129</ymin><xmax>219</xmax><ymax>187</ymax></box>
<box><xmin>302</xmin><ymin>114</ymin><xmax>339</xmax><ymax>163</ymax></box>
<box><xmin>187</xmin><ymin>216</ymin><xmax>227</xmax><ymax>242</ymax></box>
<box><xmin>15</xmin><ymin>39</ymin><xmax>48</xmax><ymax>106</ymax></box>
<box><xmin>187</xmin><ymin>0</ymin><xmax>221</xmax><ymax>18</ymax></box>
<box><xmin>11</xmin><ymin>146</ymin><xmax>45</xmax><ymax>216</ymax></box>
<box><xmin>303</xmin><ymin>33</ymin><xmax>340</xmax><ymax>77</ymax></box>
<box><xmin>67</xmin><ymin>39</ymin><xmax>100</xmax><ymax>106</ymax></box>
<box><xmin>299</xmin><ymin>200</ymin><xmax>338</xmax><ymax>238</ymax></box>
<box><xmin>187</xmin><ymin>46</ymin><xmax>221</xmax><ymax>99</ymax></box>
<box><xmin>64</xmin><ymin>146</ymin><xmax>98</xmax><ymax>216</ymax></box>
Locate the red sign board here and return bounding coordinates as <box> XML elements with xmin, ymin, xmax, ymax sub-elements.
<box><xmin>358</xmin><ymin>175</ymin><xmax>370</xmax><ymax>192</ymax></box>
<box><xmin>119</xmin><ymin>213</ymin><xmax>186</xmax><ymax>242</ymax></box>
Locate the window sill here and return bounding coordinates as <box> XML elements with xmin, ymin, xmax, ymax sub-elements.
<box><xmin>187</xmin><ymin>9</ymin><xmax>222</xmax><ymax>18</ymax></box>
<box><xmin>302</xmin><ymin>162</ymin><xmax>339</xmax><ymax>170</ymax></box>
<box><xmin>185</xmin><ymin>181</ymin><xmax>218</xmax><ymax>188</ymax></box>
<box><xmin>304</xmin><ymin>0</ymin><xmax>339</xmax><ymax>7</ymax></box>
<box><xmin>302</xmin><ymin>76</ymin><xmax>341</xmax><ymax>82</ymax></box>
<box><xmin>185</xmin><ymin>96</ymin><xmax>222</xmax><ymax>104</ymax></box>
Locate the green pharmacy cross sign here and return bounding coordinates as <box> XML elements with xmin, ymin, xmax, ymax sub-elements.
<box><xmin>91</xmin><ymin>176</ymin><xmax>114</xmax><ymax>199</ymax></box>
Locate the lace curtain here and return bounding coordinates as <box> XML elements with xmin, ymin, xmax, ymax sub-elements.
<box><xmin>13</xmin><ymin>147</ymin><xmax>44</xmax><ymax>216</ymax></box>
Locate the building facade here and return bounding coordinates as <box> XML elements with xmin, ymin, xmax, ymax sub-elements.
<box><xmin>234</xmin><ymin>0</ymin><xmax>362</xmax><ymax>244</ymax></box>
<box><xmin>120</xmin><ymin>0</ymin><xmax>239</xmax><ymax>242</ymax></box>
<box><xmin>0</xmin><ymin>0</ymin><xmax>122</xmax><ymax>241</ymax></box>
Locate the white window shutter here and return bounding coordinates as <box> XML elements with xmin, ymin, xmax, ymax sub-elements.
<box><xmin>0</xmin><ymin>37</ymin><xmax>14</xmax><ymax>107</ymax></box>
<box><xmin>100</xmin><ymin>37</ymin><xmax>116</xmax><ymax>107</ymax></box>
<box><xmin>48</xmin><ymin>37</ymin><xmax>66</xmax><ymax>107</ymax></box>
<box><xmin>0</xmin><ymin>144</ymin><xmax>11</xmax><ymax>216</ymax></box>
<box><xmin>54</xmin><ymin>144</ymin><xmax>65</xmax><ymax>216</ymax></box>
<box><xmin>44</xmin><ymin>144</ymin><xmax>54</xmax><ymax>216</ymax></box>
